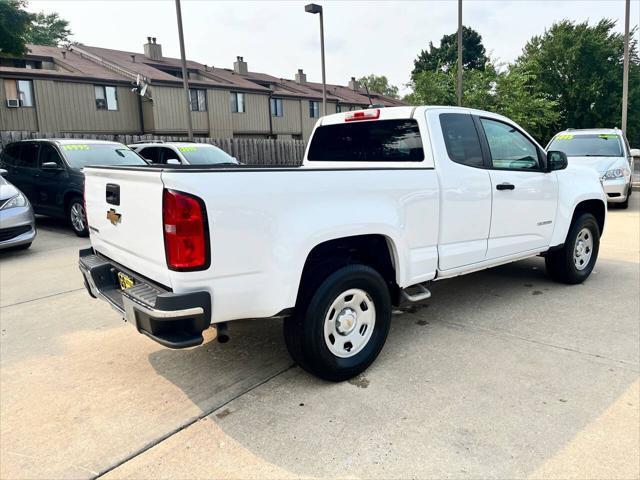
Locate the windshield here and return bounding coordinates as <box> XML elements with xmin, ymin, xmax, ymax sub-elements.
<box><xmin>178</xmin><ymin>145</ymin><xmax>237</xmax><ymax>165</ymax></box>
<box><xmin>61</xmin><ymin>144</ymin><xmax>148</xmax><ymax>168</ymax></box>
<box><xmin>548</xmin><ymin>133</ymin><xmax>623</xmax><ymax>157</ymax></box>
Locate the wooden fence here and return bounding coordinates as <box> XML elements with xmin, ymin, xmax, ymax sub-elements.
<box><xmin>0</xmin><ymin>131</ymin><xmax>306</xmax><ymax>166</ymax></box>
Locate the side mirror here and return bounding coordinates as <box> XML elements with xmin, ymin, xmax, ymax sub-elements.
<box><xmin>0</xmin><ymin>168</ymin><xmax>7</xmax><ymax>177</ymax></box>
<box><xmin>546</xmin><ymin>151</ymin><xmax>568</xmax><ymax>172</ymax></box>
<box><xmin>629</xmin><ymin>148</ymin><xmax>640</xmax><ymax>158</ymax></box>
<box><xmin>166</xmin><ymin>159</ymin><xmax>181</xmax><ymax>165</ymax></box>
<box><xmin>41</xmin><ymin>162</ymin><xmax>63</xmax><ymax>171</ymax></box>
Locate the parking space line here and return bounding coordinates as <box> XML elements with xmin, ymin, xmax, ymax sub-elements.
<box><xmin>0</xmin><ymin>288</ymin><xmax>85</xmax><ymax>309</ymax></box>
<box><xmin>441</xmin><ymin>320</ymin><xmax>639</xmax><ymax>372</ymax></box>
<box><xmin>93</xmin><ymin>363</ymin><xmax>296</xmax><ymax>479</ymax></box>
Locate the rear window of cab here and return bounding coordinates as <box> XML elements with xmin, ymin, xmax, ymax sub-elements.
<box><xmin>307</xmin><ymin>119</ymin><xmax>424</xmax><ymax>162</ymax></box>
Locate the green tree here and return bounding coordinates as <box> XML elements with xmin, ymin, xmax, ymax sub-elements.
<box><xmin>404</xmin><ymin>63</ymin><xmax>559</xmax><ymax>144</ymax></box>
<box><xmin>515</xmin><ymin>19</ymin><xmax>640</xmax><ymax>145</ymax></box>
<box><xmin>412</xmin><ymin>26</ymin><xmax>488</xmax><ymax>76</ymax></box>
<box><xmin>0</xmin><ymin>0</ymin><xmax>32</xmax><ymax>56</ymax></box>
<box><xmin>357</xmin><ymin>74</ymin><xmax>399</xmax><ymax>98</ymax></box>
<box><xmin>25</xmin><ymin>11</ymin><xmax>71</xmax><ymax>46</ymax></box>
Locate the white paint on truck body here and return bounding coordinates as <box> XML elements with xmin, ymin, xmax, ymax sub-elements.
<box><xmin>84</xmin><ymin>105</ymin><xmax>606</xmax><ymax>325</ymax></box>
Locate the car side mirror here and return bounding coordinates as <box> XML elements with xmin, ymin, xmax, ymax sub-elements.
<box><xmin>629</xmin><ymin>148</ymin><xmax>640</xmax><ymax>158</ymax></box>
<box><xmin>546</xmin><ymin>150</ymin><xmax>568</xmax><ymax>172</ymax></box>
<box><xmin>166</xmin><ymin>159</ymin><xmax>181</xmax><ymax>165</ymax></box>
<box><xmin>0</xmin><ymin>168</ymin><xmax>7</xmax><ymax>177</ymax></box>
<box><xmin>41</xmin><ymin>162</ymin><xmax>63</xmax><ymax>171</ymax></box>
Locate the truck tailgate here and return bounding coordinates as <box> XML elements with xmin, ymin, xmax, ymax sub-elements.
<box><xmin>84</xmin><ymin>167</ymin><xmax>171</xmax><ymax>287</ymax></box>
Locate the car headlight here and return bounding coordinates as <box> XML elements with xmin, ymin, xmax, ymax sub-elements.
<box><xmin>0</xmin><ymin>193</ymin><xmax>27</xmax><ymax>210</ymax></box>
<box><xmin>602</xmin><ymin>168</ymin><xmax>629</xmax><ymax>180</ymax></box>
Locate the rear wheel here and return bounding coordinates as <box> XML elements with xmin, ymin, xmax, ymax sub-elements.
<box><xmin>284</xmin><ymin>264</ymin><xmax>392</xmax><ymax>382</ymax></box>
<box><xmin>545</xmin><ymin>213</ymin><xmax>600</xmax><ymax>284</ymax></box>
<box><xmin>68</xmin><ymin>197</ymin><xmax>88</xmax><ymax>237</ymax></box>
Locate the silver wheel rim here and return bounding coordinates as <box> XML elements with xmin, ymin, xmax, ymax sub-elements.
<box><xmin>323</xmin><ymin>288</ymin><xmax>376</xmax><ymax>358</ymax></box>
<box><xmin>573</xmin><ymin>227</ymin><xmax>593</xmax><ymax>271</ymax></box>
<box><xmin>70</xmin><ymin>202</ymin><xmax>86</xmax><ymax>232</ymax></box>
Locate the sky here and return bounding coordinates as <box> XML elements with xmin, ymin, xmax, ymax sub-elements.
<box><xmin>28</xmin><ymin>0</ymin><xmax>640</xmax><ymax>95</ymax></box>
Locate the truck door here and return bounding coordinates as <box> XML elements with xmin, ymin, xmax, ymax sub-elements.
<box><xmin>429</xmin><ymin>111</ymin><xmax>492</xmax><ymax>270</ymax></box>
<box><xmin>477</xmin><ymin>117</ymin><xmax>558</xmax><ymax>258</ymax></box>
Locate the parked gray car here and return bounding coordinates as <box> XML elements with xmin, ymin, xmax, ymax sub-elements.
<box><xmin>0</xmin><ymin>169</ymin><xmax>36</xmax><ymax>250</ymax></box>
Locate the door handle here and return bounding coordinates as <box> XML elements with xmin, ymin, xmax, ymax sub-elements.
<box><xmin>496</xmin><ymin>182</ymin><xmax>515</xmax><ymax>191</ymax></box>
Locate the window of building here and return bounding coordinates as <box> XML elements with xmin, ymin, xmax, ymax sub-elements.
<box><xmin>4</xmin><ymin>79</ymin><xmax>34</xmax><ymax>107</ymax></box>
<box><xmin>270</xmin><ymin>98</ymin><xmax>283</xmax><ymax>117</ymax></box>
<box><xmin>189</xmin><ymin>89</ymin><xmax>207</xmax><ymax>111</ymax></box>
<box><xmin>94</xmin><ymin>85</ymin><xmax>118</xmax><ymax>110</ymax></box>
<box><xmin>309</xmin><ymin>101</ymin><xmax>319</xmax><ymax>118</ymax></box>
<box><xmin>439</xmin><ymin>113</ymin><xmax>484</xmax><ymax>168</ymax></box>
<box><xmin>230</xmin><ymin>92</ymin><xmax>245</xmax><ymax>113</ymax></box>
<box><xmin>307</xmin><ymin>119</ymin><xmax>424</xmax><ymax>162</ymax></box>
<box><xmin>480</xmin><ymin>118</ymin><xmax>540</xmax><ymax>170</ymax></box>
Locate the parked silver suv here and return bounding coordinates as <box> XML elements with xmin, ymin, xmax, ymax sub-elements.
<box><xmin>547</xmin><ymin>128</ymin><xmax>638</xmax><ymax>209</ymax></box>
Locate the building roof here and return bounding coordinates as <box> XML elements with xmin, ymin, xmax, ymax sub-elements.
<box><xmin>242</xmin><ymin>71</ymin><xmax>341</xmax><ymax>101</ymax></box>
<box><xmin>0</xmin><ymin>45</ymin><xmax>131</xmax><ymax>83</ymax></box>
<box><xmin>0</xmin><ymin>43</ymin><xmax>405</xmax><ymax>106</ymax></box>
<box><xmin>78</xmin><ymin>45</ymin><xmax>269</xmax><ymax>92</ymax></box>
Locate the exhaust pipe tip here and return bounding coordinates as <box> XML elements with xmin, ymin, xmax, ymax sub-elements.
<box><xmin>215</xmin><ymin>322</ymin><xmax>230</xmax><ymax>343</ymax></box>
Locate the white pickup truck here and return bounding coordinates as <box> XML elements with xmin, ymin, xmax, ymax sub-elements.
<box><xmin>79</xmin><ymin>106</ymin><xmax>606</xmax><ymax>381</ymax></box>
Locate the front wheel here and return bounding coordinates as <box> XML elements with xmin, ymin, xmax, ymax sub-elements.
<box><xmin>545</xmin><ymin>213</ymin><xmax>600</xmax><ymax>284</ymax></box>
<box><xmin>68</xmin><ymin>197</ymin><xmax>88</xmax><ymax>237</ymax></box>
<box><xmin>284</xmin><ymin>264</ymin><xmax>392</xmax><ymax>382</ymax></box>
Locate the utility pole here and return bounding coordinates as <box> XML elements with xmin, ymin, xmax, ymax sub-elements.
<box><xmin>175</xmin><ymin>0</ymin><xmax>193</xmax><ymax>140</ymax></box>
<box><xmin>456</xmin><ymin>0</ymin><xmax>463</xmax><ymax>106</ymax></box>
<box><xmin>621</xmin><ymin>0</ymin><xmax>630</xmax><ymax>134</ymax></box>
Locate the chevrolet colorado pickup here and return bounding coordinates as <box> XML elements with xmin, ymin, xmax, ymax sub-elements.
<box><xmin>79</xmin><ymin>106</ymin><xmax>606</xmax><ymax>381</ymax></box>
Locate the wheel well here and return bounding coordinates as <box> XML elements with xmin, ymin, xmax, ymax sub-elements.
<box><xmin>573</xmin><ymin>199</ymin><xmax>605</xmax><ymax>234</ymax></box>
<box><xmin>298</xmin><ymin>234</ymin><xmax>400</xmax><ymax>305</ymax></box>
<box><xmin>64</xmin><ymin>191</ymin><xmax>82</xmax><ymax>212</ymax></box>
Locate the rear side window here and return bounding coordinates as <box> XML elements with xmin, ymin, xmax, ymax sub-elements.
<box><xmin>307</xmin><ymin>119</ymin><xmax>424</xmax><ymax>162</ymax></box>
<box><xmin>138</xmin><ymin>147</ymin><xmax>161</xmax><ymax>164</ymax></box>
<box><xmin>17</xmin><ymin>142</ymin><xmax>39</xmax><ymax>168</ymax></box>
<box><xmin>0</xmin><ymin>143</ymin><xmax>21</xmax><ymax>165</ymax></box>
<box><xmin>439</xmin><ymin>113</ymin><xmax>484</xmax><ymax>167</ymax></box>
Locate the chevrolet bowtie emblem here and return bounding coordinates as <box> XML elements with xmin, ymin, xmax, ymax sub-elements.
<box><xmin>107</xmin><ymin>208</ymin><xmax>122</xmax><ymax>226</ymax></box>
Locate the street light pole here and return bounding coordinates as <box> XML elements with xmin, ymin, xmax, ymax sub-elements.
<box><xmin>305</xmin><ymin>3</ymin><xmax>327</xmax><ymax>116</ymax></box>
<box><xmin>175</xmin><ymin>0</ymin><xmax>193</xmax><ymax>140</ymax></box>
<box><xmin>457</xmin><ymin>0</ymin><xmax>463</xmax><ymax>106</ymax></box>
<box><xmin>621</xmin><ymin>0</ymin><xmax>630</xmax><ymax>134</ymax></box>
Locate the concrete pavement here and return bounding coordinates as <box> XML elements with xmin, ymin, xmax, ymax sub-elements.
<box><xmin>1</xmin><ymin>197</ymin><xmax>638</xmax><ymax>479</ymax></box>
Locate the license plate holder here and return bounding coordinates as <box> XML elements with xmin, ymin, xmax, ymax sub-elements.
<box><xmin>117</xmin><ymin>271</ymin><xmax>135</xmax><ymax>290</ymax></box>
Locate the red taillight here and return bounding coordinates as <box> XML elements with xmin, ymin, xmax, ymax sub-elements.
<box><xmin>162</xmin><ymin>189</ymin><xmax>209</xmax><ymax>271</ymax></box>
<box><xmin>345</xmin><ymin>109</ymin><xmax>380</xmax><ymax>122</ymax></box>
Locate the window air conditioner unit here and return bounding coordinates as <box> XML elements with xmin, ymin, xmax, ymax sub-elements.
<box><xmin>6</xmin><ymin>99</ymin><xmax>20</xmax><ymax>108</ymax></box>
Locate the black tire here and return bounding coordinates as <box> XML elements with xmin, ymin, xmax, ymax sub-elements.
<box><xmin>67</xmin><ymin>196</ymin><xmax>88</xmax><ymax>237</ymax></box>
<box><xmin>284</xmin><ymin>264</ymin><xmax>392</xmax><ymax>382</ymax></box>
<box><xmin>545</xmin><ymin>213</ymin><xmax>600</xmax><ymax>284</ymax></box>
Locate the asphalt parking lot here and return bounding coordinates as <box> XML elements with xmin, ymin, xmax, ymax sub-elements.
<box><xmin>1</xmin><ymin>197</ymin><xmax>638</xmax><ymax>480</ymax></box>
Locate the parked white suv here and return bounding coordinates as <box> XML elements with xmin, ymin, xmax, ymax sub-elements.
<box><xmin>80</xmin><ymin>106</ymin><xmax>606</xmax><ymax>381</ymax></box>
<box><xmin>547</xmin><ymin>128</ymin><xmax>638</xmax><ymax>209</ymax></box>
<box><xmin>130</xmin><ymin>141</ymin><xmax>238</xmax><ymax>166</ymax></box>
